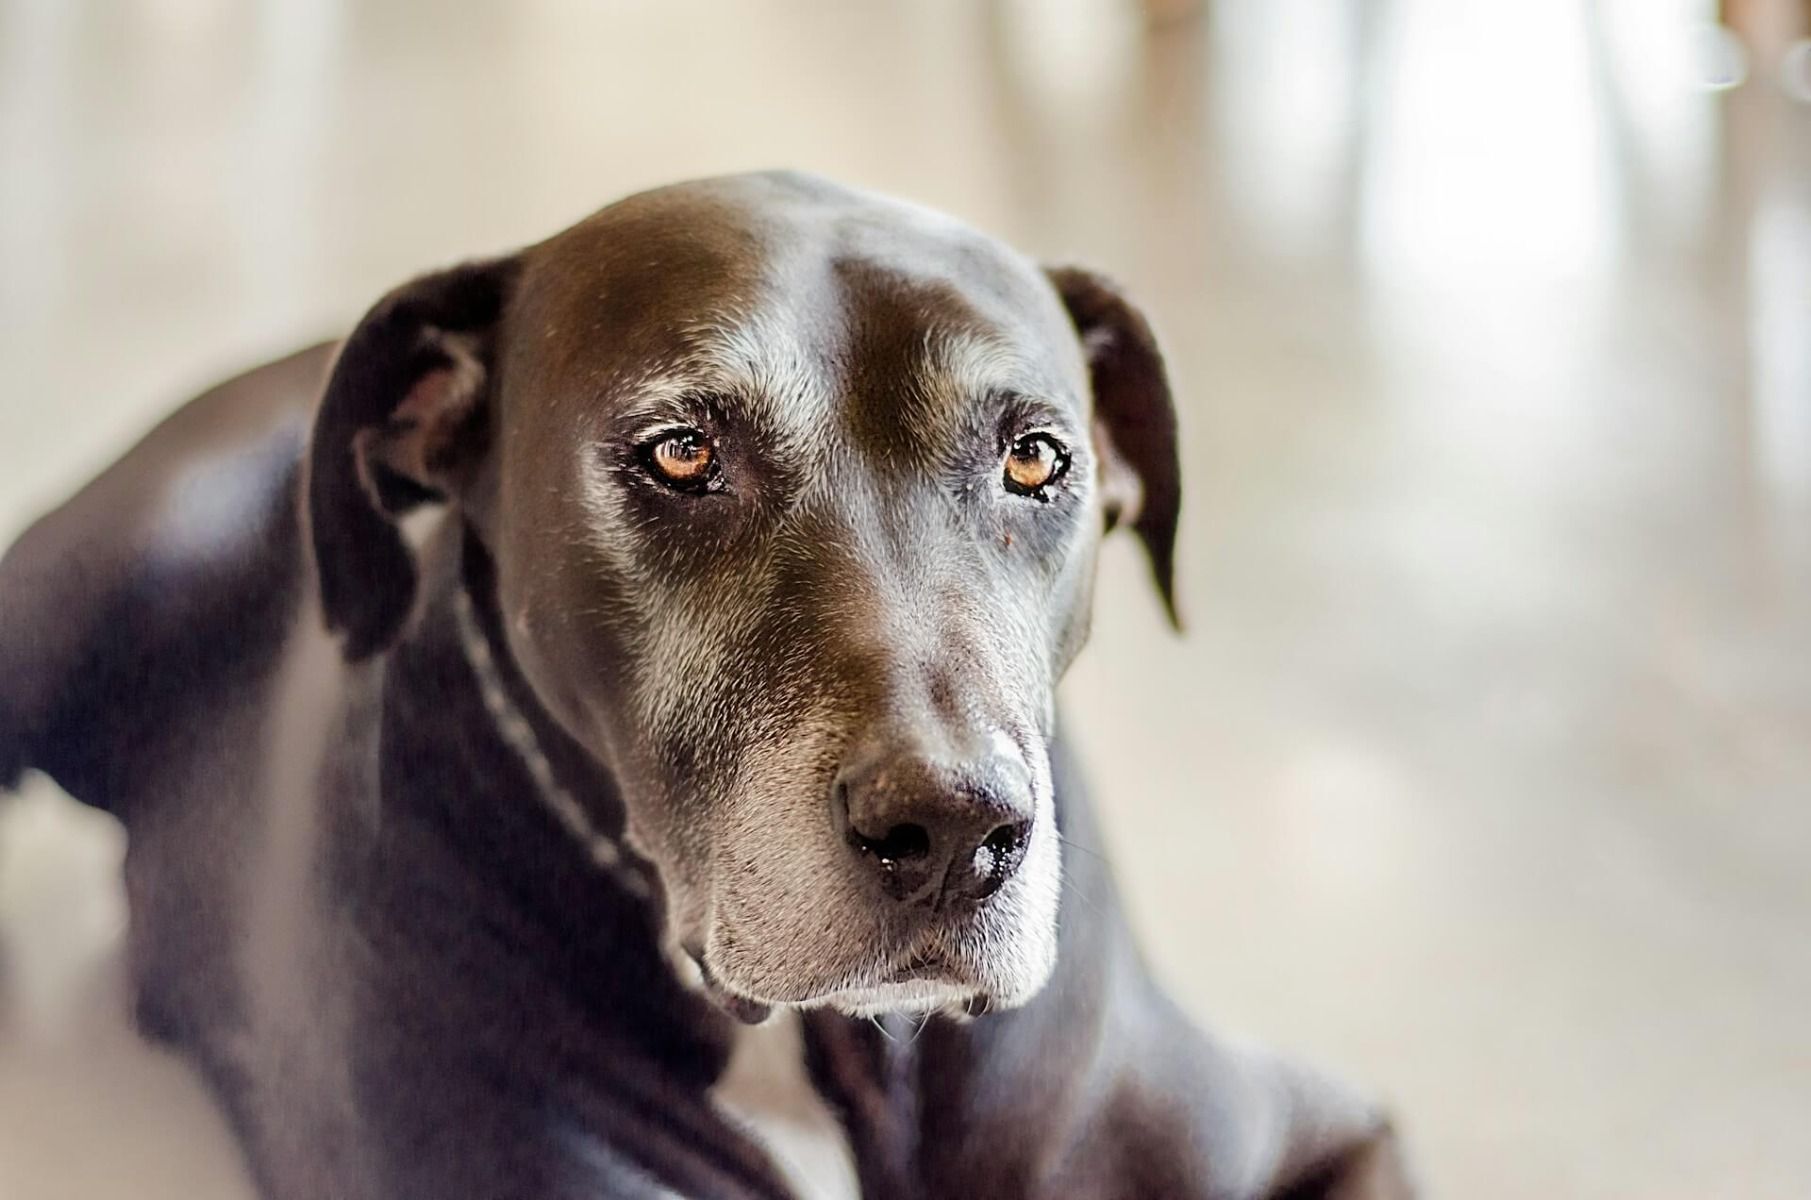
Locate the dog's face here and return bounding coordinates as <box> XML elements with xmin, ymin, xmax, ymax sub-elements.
<box><xmin>308</xmin><ymin>173</ymin><xmax>1178</xmax><ymax>1018</ymax></box>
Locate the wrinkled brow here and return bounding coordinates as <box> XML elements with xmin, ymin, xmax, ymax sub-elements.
<box><xmin>919</xmin><ymin>331</ymin><xmax>1074</xmax><ymax>426</ymax></box>
<box><xmin>602</xmin><ymin>313</ymin><xmax>836</xmax><ymax>454</ymax></box>
<box><xmin>600</xmin><ymin>315</ymin><xmax>1076</xmax><ymax>477</ymax></box>
<box><xmin>859</xmin><ymin>328</ymin><xmax>1079</xmax><ymax>474</ymax></box>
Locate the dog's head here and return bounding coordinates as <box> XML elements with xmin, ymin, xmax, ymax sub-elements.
<box><xmin>307</xmin><ymin>172</ymin><xmax>1179</xmax><ymax>1017</ymax></box>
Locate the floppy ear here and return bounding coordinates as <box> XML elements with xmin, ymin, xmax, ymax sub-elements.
<box><xmin>1044</xmin><ymin>266</ymin><xmax>1183</xmax><ymax>629</ymax></box>
<box><xmin>306</xmin><ymin>256</ymin><xmax>521</xmax><ymax>661</ymax></box>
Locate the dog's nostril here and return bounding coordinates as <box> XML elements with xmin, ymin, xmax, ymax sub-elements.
<box><xmin>850</xmin><ymin>822</ymin><xmax>931</xmax><ymax>865</ymax></box>
<box><xmin>836</xmin><ymin>749</ymin><xmax>1036</xmax><ymax>905</ymax></box>
<box><xmin>983</xmin><ymin>823</ymin><xmax>1023</xmax><ymax>858</ymax></box>
<box><xmin>971</xmin><ymin>822</ymin><xmax>1030</xmax><ymax>899</ymax></box>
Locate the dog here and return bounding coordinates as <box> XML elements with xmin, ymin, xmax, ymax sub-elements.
<box><xmin>0</xmin><ymin>171</ymin><xmax>1412</xmax><ymax>1199</ymax></box>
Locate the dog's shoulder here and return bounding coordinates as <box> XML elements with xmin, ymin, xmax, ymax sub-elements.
<box><xmin>0</xmin><ymin>342</ymin><xmax>330</xmax><ymax>807</ymax></box>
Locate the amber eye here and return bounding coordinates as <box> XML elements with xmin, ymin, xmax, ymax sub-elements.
<box><xmin>1003</xmin><ymin>433</ymin><xmax>1069</xmax><ymax>496</ymax></box>
<box><xmin>643</xmin><ymin>429</ymin><xmax>718</xmax><ymax>490</ymax></box>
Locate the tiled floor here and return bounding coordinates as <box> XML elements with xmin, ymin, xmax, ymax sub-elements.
<box><xmin>2</xmin><ymin>1</ymin><xmax>1808</xmax><ymax>1197</ymax></box>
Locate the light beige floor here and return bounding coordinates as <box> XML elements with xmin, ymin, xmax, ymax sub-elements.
<box><xmin>2</xmin><ymin>2</ymin><xmax>1808</xmax><ymax>1197</ymax></box>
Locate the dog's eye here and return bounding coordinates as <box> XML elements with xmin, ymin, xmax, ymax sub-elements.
<box><xmin>1003</xmin><ymin>433</ymin><xmax>1068</xmax><ymax>497</ymax></box>
<box><xmin>642</xmin><ymin>429</ymin><xmax>718</xmax><ymax>491</ymax></box>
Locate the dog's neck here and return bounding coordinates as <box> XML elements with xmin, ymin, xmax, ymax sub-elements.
<box><xmin>386</xmin><ymin>524</ymin><xmax>653</xmax><ymax>899</ymax></box>
<box><xmin>447</xmin><ymin>541</ymin><xmax>655</xmax><ymax>903</ymax></box>
<box><xmin>359</xmin><ymin>521</ymin><xmax>739</xmax><ymax>1075</ymax></box>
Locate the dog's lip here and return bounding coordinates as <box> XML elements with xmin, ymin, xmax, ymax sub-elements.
<box><xmin>693</xmin><ymin>956</ymin><xmax>775</xmax><ymax>1025</ymax></box>
<box><xmin>882</xmin><ymin>950</ymin><xmax>951</xmax><ymax>984</ymax></box>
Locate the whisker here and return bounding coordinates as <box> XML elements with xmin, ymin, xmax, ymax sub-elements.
<box><xmin>1057</xmin><ymin>833</ymin><xmax>1109</xmax><ymax>864</ymax></box>
<box><xmin>1060</xmin><ymin>871</ymin><xmax>1102</xmax><ymax>916</ymax></box>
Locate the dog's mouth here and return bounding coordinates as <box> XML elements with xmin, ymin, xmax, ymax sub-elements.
<box><xmin>680</xmin><ymin>808</ymin><xmax>1062</xmax><ymax>1023</ymax></box>
<box><xmin>883</xmin><ymin>949</ymin><xmax>949</xmax><ymax>984</ymax></box>
<box><xmin>694</xmin><ymin>958</ymin><xmax>779</xmax><ymax>1024</ymax></box>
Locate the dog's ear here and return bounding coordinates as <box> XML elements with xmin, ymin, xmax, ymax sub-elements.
<box><xmin>306</xmin><ymin>256</ymin><xmax>521</xmax><ymax>661</ymax></box>
<box><xmin>1044</xmin><ymin>266</ymin><xmax>1182</xmax><ymax>629</ymax></box>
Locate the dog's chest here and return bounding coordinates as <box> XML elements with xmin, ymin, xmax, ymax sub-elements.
<box><xmin>710</xmin><ymin>1011</ymin><xmax>860</xmax><ymax>1200</ymax></box>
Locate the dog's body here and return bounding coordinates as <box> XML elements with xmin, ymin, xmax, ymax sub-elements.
<box><xmin>0</xmin><ymin>173</ymin><xmax>1410</xmax><ymax>1199</ymax></box>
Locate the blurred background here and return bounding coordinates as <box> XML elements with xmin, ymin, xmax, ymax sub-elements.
<box><xmin>1</xmin><ymin>0</ymin><xmax>1808</xmax><ymax>1196</ymax></box>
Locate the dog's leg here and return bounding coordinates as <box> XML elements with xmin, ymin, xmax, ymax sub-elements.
<box><xmin>1275</xmin><ymin>1123</ymin><xmax>1416</xmax><ymax>1200</ymax></box>
<box><xmin>803</xmin><ymin>732</ymin><xmax>1417</xmax><ymax>1200</ymax></box>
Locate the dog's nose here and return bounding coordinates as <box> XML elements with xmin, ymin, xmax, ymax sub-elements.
<box><xmin>833</xmin><ymin>741</ymin><xmax>1034</xmax><ymax>906</ymax></box>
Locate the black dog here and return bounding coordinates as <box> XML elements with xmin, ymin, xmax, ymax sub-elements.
<box><xmin>0</xmin><ymin>172</ymin><xmax>1411</xmax><ymax>1198</ymax></box>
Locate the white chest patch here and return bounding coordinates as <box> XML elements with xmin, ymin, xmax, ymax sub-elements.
<box><xmin>710</xmin><ymin>1011</ymin><xmax>861</xmax><ymax>1200</ymax></box>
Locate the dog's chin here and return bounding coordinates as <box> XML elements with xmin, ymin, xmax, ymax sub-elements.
<box><xmin>693</xmin><ymin>936</ymin><xmax>1057</xmax><ymax>1025</ymax></box>
<box><xmin>703</xmin><ymin>971</ymin><xmax>1003</xmax><ymax>1024</ymax></box>
<box><xmin>808</xmin><ymin>978</ymin><xmax>980</xmax><ymax>1019</ymax></box>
